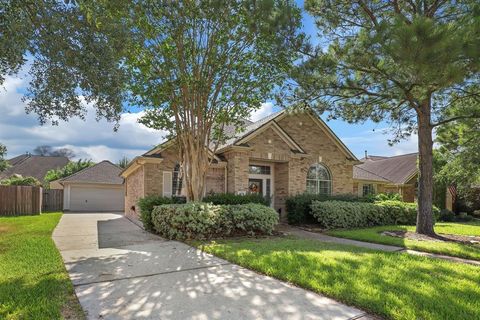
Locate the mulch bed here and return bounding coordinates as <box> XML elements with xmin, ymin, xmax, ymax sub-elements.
<box><xmin>381</xmin><ymin>230</ymin><xmax>480</xmax><ymax>246</ymax></box>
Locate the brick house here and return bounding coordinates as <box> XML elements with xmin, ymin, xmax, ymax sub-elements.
<box><xmin>353</xmin><ymin>153</ymin><xmax>418</xmax><ymax>202</ymax></box>
<box><xmin>121</xmin><ymin>109</ymin><xmax>360</xmax><ymax>221</ymax></box>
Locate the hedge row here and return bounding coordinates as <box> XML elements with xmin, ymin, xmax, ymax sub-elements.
<box><xmin>286</xmin><ymin>193</ymin><xmax>402</xmax><ymax>224</ymax></box>
<box><xmin>286</xmin><ymin>193</ymin><xmax>369</xmax><ymax>224</ymax></box>
<box><xmin>203</xmin><ymin>193</ymin><xmax>269</xmax><ymax>206</ymax></box>
<box><xmin>311</xmin><ymin>200</ymin><xmax>440</xmax><ymax>229</ymax></box>
<box><xmin>137</xmin><ymin>195</ymin><xmax>186</xmax><ymax>231</ymax></box>
<box><xmin>151</xmin><ymin>202</ymin><xmax>278</xmax><ymax>240</ymax></box>
<box><xmin>137</xmin><ymin>193</ymin><xmax>269</xmax><ymax>231</ymax></box>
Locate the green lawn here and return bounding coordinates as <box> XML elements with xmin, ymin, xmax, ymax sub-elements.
<box><xmin>328</xmin><ymin>221</ymin><xmax>480</xmax><ymax>261</ymax></box>
<box><xmin>200</xmin><ymin>238</ymin><xmax>480</xmax><ymax>320</ymax></box>
<box><xmin>0</xmin><ymin>213</ymin><xmax>84</xmax><ymax>320</ymax></box>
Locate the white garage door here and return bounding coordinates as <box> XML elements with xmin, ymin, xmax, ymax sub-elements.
<box><xmin>70</xmin><ymin>185</ymin><xmax>124</xmax><ymax>211</ymax></box>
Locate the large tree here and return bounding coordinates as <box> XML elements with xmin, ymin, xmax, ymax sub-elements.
<box><xmin>44</xmin><ymin>159</ymin><xmax>94</xmax><ymax>185</ymax></box>
<box><xmin>289</xmin><ymin>0</ymin><xmax>480</xmax><ymax>235</ymax></box>
<box><xmin>1</xmin><ymin>1</ymin><xmax>302</xmax><ymax>201</ymax></box>
<box><xmin>435</xmin><ymin>95</ymin><xmax>480</xmax><ymax>193</ymax></box>
<box><xmin>128</xmin><ymin>1</ymin><xmax>302</xmax><ymax>200</ymax></box>
<box><xmin>1</xmin><ymin>0</ymin><xmax>128</xmax><ymax>125</ymax></box>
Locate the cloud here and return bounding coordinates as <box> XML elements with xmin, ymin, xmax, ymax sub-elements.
<box><xmin>250</xmin><ymin>102</ymin><xmax>276</xmax><ymax>122</ymax></box>
<box><xmin>0</xmin><ymin>74</ymin><xmax>166</xmax><ymax>162</ymax></box>
<box><xmin>340</xmin><ymin>128</ymin><xmax>419</xmax><ymax>158</ymax></box>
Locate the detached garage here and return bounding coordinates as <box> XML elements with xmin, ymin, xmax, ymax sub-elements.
<box><xmin>57</xmin><ymin>161</ymin><xmax>125</xmax><ymax>212</ymax></box>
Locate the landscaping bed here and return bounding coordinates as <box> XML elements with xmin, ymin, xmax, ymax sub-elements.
<box><xmin>0</xmin><ymin>213</ymin><xmax>84</xmax><ymax>320</ymax></box>
<box><xmin>199</xmin><ymin>237</ymin><xmax>480</xmax><ymax>320</ymax></box>
<box><xmin>382</xmin><ymin>230</ymin><xmax>480</xmax><ymax>245</ymax></box>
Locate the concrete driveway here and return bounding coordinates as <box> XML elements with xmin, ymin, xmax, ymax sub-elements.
<box><xmin>53</xmin><ymin>212</ymin><xmax>368</xmax><ymax>320</ymax></box>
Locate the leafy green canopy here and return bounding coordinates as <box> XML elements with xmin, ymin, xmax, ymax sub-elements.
<box><xmin>435</xmin><ymin>98</ymin><xmax>480</xmax><ymax>193</ymax></box>
<box><xmin>0</xmin><ymin>175</ymin><xmax>41</xmax><ymax>186</ymax></box>
<box><xmin>126</xmin><ymin>1</ymin><xmax>302</xmax><ymax>143</ymax></box>
<box><xmin>289</xmin><ymin>0</ymin><xmax>480</xmax><ymax>140</ymax></box>
<box><xmin>44</xmin><ymin>159</ymin><xmax>94</xmax><ymax>184</ymax></box>
<box><xmin>1</xmin><ymin>0</ymin><xmax>129</xmax><ymax>126</ymax></box>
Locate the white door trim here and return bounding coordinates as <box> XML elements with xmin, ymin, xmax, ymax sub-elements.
<box><xmin>248</xmin><ymin>163</ymin><xmax>274</xmax><ymax>207</ymax></box>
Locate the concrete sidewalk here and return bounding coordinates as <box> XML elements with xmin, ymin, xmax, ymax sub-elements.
<box><xmin>53</xmin><ymin>212</ymin><xmax>369</xmax><ymax>320</ymax></box>
<box><xmin>278</xmin><ymin>224</ymin><xmax>480</xmax><ymax>266</ymax></box>
<box><xmin>277</xmin><ymin>224</ymin><xmax>403</xmax><ymax>252</ymax></box>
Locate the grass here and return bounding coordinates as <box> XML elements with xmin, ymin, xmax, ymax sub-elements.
<box><xmin>199</xmin><ymin>238</ymin><xmax>480</xmax><ymax>320</ymax></box>
<box><xmin>327</xmin><ymin>221</ymin><xmax>480</xmax><ymax>261</ymax></box>
<box><xmin>0</xmin><ymin>213</ymin><xmax>84</xmax><ymax>320</ymax></box>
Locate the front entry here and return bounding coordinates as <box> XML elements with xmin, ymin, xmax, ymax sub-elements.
<box><xmin>248</xmin><ymin>164</ymin><xmax>273</xmax><ymax>206</ymax></box>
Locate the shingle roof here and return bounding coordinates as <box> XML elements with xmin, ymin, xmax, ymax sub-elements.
<box><xmin>217</xmin><ymin>110</ymin><xmax>286</xmax><ymax>150</ymax></box>
<box><xmin>0</xmin><ymin>155</ymin><xmax>69</xmax><ymax>182</ymax></box>
<box><xmin>60</xmin><ymin>160</ymin><xmax>124</xmax><ymax>185</ymax></box>
<box><xmin>354</xmin><ymin>153</ymin><xmax>418</xmax><ymax>184</ymax></box>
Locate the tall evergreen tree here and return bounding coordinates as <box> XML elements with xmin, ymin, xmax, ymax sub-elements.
<box><xmin>289</xmin><ymin>0</ymin><xmax>480</xmax><ymax>235</ymax></box>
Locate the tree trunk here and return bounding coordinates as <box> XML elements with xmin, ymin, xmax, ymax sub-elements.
<box><xmin>180</xmin><ymin>135</ymin><xmax>208</xmax><ymax>202</ymax></box>
<box><xmin>416</xmin><ymin>105</ymin><xmax>436</xmax><ymax>236</ymax></box>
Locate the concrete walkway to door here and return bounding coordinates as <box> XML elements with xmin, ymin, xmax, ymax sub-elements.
<box><xmin>53</xmin><ymin>212</ymin><xmax>369</xmax><ymax>320</ymax></box>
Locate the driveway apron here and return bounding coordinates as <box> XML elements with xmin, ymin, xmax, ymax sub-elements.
<box><xmin>53</xmin><ymin>212</ymin><xmax>367</xmax><ymax>320</ymax></box>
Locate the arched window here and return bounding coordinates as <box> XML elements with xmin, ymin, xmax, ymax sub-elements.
<box><xmin>306</xmin><ymin>163</ymin><xmax>332</xmax><ymax>195</ymax></box>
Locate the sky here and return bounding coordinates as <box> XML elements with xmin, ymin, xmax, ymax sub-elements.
<box><xmin>0</xmin><ymin>2</ymin><xmax>418</xmax><ymax>163</ymax></box>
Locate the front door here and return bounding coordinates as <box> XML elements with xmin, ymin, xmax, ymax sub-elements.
<box><xmin>248</xmin><ymin>164</ymin><xmax>273</xmax><ymax>206</ymax></box>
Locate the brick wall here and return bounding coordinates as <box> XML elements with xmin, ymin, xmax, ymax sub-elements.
<box><xmin>274</xmin><ymin>162</ymin><xmax>289</xmax><ymax>219</ymax></box>
<box><xmin>276</xmin><ymin>113</ymin><xmax>354</xmax><ymax>195</ymax></box>
<box><xmin>125</xmin><ymin>166</ymin><xmax>144</xmax><ymax>220</ymax></box>
<box><xmin>205</xmin><ymin>167</ymin><xmax>225</xmax><ymax>194</ymax></box>
<box><xmin>225</xmin><ymin>150</ymin><xmax>249</xmax><ymax>193</ymax></box>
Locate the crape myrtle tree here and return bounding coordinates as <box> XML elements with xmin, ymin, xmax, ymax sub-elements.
<box><xmin>288</xmin><ymin>0</ymin><xmax>480</xmax><ymax>235</ymax></box>
<box><xmin>107</xmin><ymin>0</ymin><xmax>302</xmax><ymax>201</ymax></box>
<box><xmin>1</xmin><ymin>0</ymin><xmax>302</xmax><ymax>202</ymax></box>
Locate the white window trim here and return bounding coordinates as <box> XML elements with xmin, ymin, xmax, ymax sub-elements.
<box><xmin>163</xmin><ymin>171</ymin><xmax>173</xmax><ymax>197</ymax></box>
<box><xmin>306</xmin><ymin>163</ymin><xmax>332</xmax><ymax>196</ymax></box>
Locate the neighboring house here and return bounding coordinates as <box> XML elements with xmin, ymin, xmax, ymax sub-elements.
<box><xmin>121</xmin><ymin>109</ymin><xmax>360</xmax><ymax>221</ymax></box>
<box><xmin>353</xmin><ymin>153</ymin><xmax>418</xmax><ymax>202</ymax></box>
<box><xmin>0</xmin><ymin>154</ymin><xmax>69</xmax><ymax>184</ymax></box>
<box><xmin>53</xmin><ymin>161</ymin><xmax>125</xmax><ymax>212</ymax></box>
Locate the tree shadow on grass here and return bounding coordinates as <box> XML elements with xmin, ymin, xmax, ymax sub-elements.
<box><xmin>204</xmin><ymin>238</ymin><xmax>480</xmax><ymax>320</ymax></box>
<box><xmin>0</xmin><ymin>274</ymin><xmax>82</xmax><ymax>320</ymax></box>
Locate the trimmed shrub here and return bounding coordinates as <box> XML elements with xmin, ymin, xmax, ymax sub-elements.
<box><xmin>228</xmin><ymin>203</ymin><xmax>279</xmax><ymax>236</ymax></box>
<box><xmin>372</xmin><ymin>192</ymin><xmax>402</xmax><ymax>202</ymax></box>
<box><xmin>286</xmin><ymin>193</ymin><xmax>368</xmax><ymax>224</ymax></box>
<box><xmin>137</xmin><ymin>195</ymin><xmax>185</xmax><ymax>231</ymax></box>
<box><xmin>151</xmin><ymin>202</ymin><xmax>278</xmax><ymax>240</ymax></box>
<box><xmin>203</xmin><ymin>193</ymin><xmax>270</xmax><ymax>206</ymax></box>
<box><xmin>311</xmin><ymin>201</ymin><xmax>389</xmax><ymax>229</ymax></box>
<box><xmin>311</xmin><ymin>200</ymin><xmax>441</xmax><ymax>229</ymax></box>
<box><xmin>374</xmin><ymin>200</ymin><xmax>418</xmax><ymax>225</ymax></box>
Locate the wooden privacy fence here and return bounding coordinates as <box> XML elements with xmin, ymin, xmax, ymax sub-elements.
<box><xmin>42</xmin><ymin>189</ymin><xmax>64</xmax><ymax>212</ymax></box>
<box><xmin>0</xmin><ymin>185</ymin><xmax>42</xmax><ymax>216</ymax></box>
